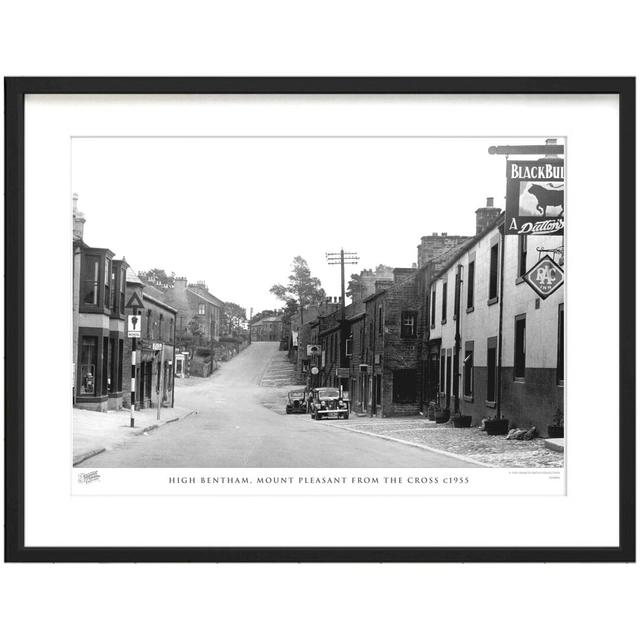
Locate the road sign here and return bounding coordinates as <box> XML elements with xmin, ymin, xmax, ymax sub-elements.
<box><xmin>522</xmin><ymin>255</ymin><xmax>564</xmax><ymax>299</ymax></box>
<box><xmin>311</xmin><ymin>366</ymin><xmax>319</xmax><ymax>375</ymax></box>
<box><xmin>127</xmin><ymin>314</ymin><xmax>141</xmax><ymax>338</ymax></box>
<box><xmin>125</xmin><ymin>290</ymin><xmax>144</xmax><ymax>310</ymax></box>
<box><xmin>307</xmin><ymin>344</ymin><xmax>321</xmax><ymax>356</ymax></box>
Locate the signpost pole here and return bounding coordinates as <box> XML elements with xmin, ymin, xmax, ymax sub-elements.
<box><xmin>157</xmin><ymin>342</ymin><xmax>165</xmax><ymax>421</ymax></box>
<box><xmin>130</xmin><ymin>335</ymin><xmax>136</xmax><ymax>428</ymax></box>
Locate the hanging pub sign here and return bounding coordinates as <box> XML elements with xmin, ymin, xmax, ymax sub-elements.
<box><xmin>505</xmin><ymin>158</ymin><xmax>564</xmax><ymax>235</ymax></box>
<box><xmin>522</xmin><ymin>255</ymin><xmax>564</xmax><ymax>299</ymax></box>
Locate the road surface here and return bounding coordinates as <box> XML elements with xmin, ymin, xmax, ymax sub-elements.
<box><xmin>79</xmin><ymin>343</ymin><xmax>479</xmax><ymax>468</ymax></box>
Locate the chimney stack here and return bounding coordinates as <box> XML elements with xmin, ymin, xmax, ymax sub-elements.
<box><xmin>72</xmin><ymin>193</ymin><xmax>86</xmax><ymax>241</ymax></box>
<box><xmin>475</xmin><ymin>196</ymin><xmax>501</xmax><ymax>235</ymax></box>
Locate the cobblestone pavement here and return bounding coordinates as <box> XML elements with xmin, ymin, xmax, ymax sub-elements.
<box><xmin>260</xmin><ymin>387</ymin><xmax>564</xmax><ymax>468</ymax></box>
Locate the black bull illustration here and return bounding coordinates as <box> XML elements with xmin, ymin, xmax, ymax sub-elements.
<box><xmin>527</xmin><ymin>184</ymin><xmax>564</xmax><ymax>216</ymax></box>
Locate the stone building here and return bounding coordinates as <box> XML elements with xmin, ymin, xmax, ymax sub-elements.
<box><xmin>72</xmin><ymin>194</ymin><xmax>128</xmax><ymax>412</ymax></box>
<box><xmin>249</xmin><ymin>315</ymin><xmax>284</xmax><ymax>342</ymax></box>
<box><xmin>122</xmin><ymin>270</ymin><xmax>177</xmax><ymax>409</ymax></box>
<box><xmin>426</xmin><ymin>208</ymin><xmax>564</xmax><ymax>436</ymax></box>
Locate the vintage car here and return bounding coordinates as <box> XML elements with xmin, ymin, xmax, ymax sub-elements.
<box><xmin>310</xmin><ymin>387</ymin><xmax>350</xmax><ymax>420</ymax></box>
<box><xmin>285</xmin><ymin>390</ymin><xmax>308</xmax><ymax>414</ymax></box>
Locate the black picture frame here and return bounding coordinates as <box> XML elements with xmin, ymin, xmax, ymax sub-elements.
<box><xmin>4</xmin><ymin>77</ymin><xmax>635</xmax><ymax>563</ymax></box>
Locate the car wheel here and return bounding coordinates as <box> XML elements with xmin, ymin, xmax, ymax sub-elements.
<box><xmin>344</xmin><ymin>413</ymin><xmax>349</xmax><ymax>420</ymax></box>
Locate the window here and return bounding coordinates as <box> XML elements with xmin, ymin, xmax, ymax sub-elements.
<box><xmin>345</xmin><ymin>337</ymin><xmax>353</xmax><ymax>357</ymax></box>
<box><xmin>514</xmin><ymin>315</ymin><xmax>526</xmax><ymax>379</ymax></box>
<box><xmin>430</xmin><ymin>288</ymin><xmax>437</xmax><ymax>327</ymax></box>
<box><xmin>82</xmin><ymin>255</ymin><xmax>100</xmax><ymax>305</ymax></box>
<box><xmin>441</xmin><ymin>280</ymin><xmax>448</xmax><ymax>323</ymax></box>
<box><xmin>102</xmin><ymin>337</ymin><xmax>109</xmax><ymax>394</ymax></box>
<box><xmin>159</xmin><ymin>314</ymin><xmax>164</xmax><ymax>341</ymax></box>
<box><xmin>401</xmin><ymin>311</ymin><xmax>417</xmax><ymax>338</ymax></box>
<box><xmin>169</xmin><ymin>318</ymin><xmax>174</xmax><ymax>343</ymax></box>
<box><xmin>79</xmin><ymin>336</ymin><xmax>98</xmax><ymax>395</ymax></box>
<box><xmin>104</xmin><ymin>258</ymin><xmax>111</xmax><ymax>309</ymax></box>
<box><xmin>440</xmin><ymin>350</ymin><xmax>446</xmax><ymax>394</ymax></box>
<box><xmin>467</xmin><ymin>260</ymin><xmax>475</xmax><ymax>309</ymax></box>
<box><xmin>487</xmin><ymin>338</ymin><xmax>497</xmax><ymax>403</ymax></box>
<box><xmin>377</xmin><ymin>305</ymin><xmax>383</xmax><ymax>335</ymax></box>
<box><xmin>463</xmin><ymin>341</ymin><xmax>474</xmax><ymax>398</ymax></box>
<box><xmin>198</xmin><ymin>303</ymin><xmax>206</xmax><ymax>315</ymax></box>
<box><xmin>109</xmin><ymin>337</ymin><xmax>116</xmax><ymax>393</ymax></box>
<box><xmin>375</xmin><ymin>374</ymin><xmax>382</xmax><ymax>406</ymax></box>
<box><xmin>146</xmin><ymin>309</ymin><xmax>152</xmax><ymax>339</ymax></box>
<box><xmin>119</xmin><ymin>268</ymin><xmax>126</xmax><ymax>314</ymax></box>
<box><xmin>557</xmin><ymin>304</ymin><xmax>564</xmax><ymax>384</ymax></box>
<box><xmin>517</xmin><ymin>235</ymin><xmax>528</xmax><ymax>278</ymax></box>
<box><xmin>392</xmin><ymin>369</ymin><xmax>416</xmax><ymax>403</ymax></box>
<box><xmin>117</xmin><ymin>339</ymin><xmax>124</xmax><ymax>391</ymax></box>
<box><xmin>489</xmin><ymin>242</ymin><xmax>499</xmax><ymax>301</ymax></box>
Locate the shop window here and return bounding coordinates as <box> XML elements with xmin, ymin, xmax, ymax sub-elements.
<box><xmin>467</xmin><ymin>260</ymin><xmax>475</xmax><ymax>310</ymax></box>
<box><xmin>117</xmin><ymin>339</ymin><xmax>124</xmax><ymax>391</ymax></box>
<box><xmin>102</xmin><ymin>337</ymin><xmax>109</xmax><ymax>395</ymax></box>
<box><xmin>514</xmin><ymin>315</ymin><xmax>526</xmax><ymax>379</ymax></box>
<box><xmin>487</xmin><ymin>339</ymin><xmax>497</xmax><ymax>403</ymax></box>
<box><xmin>79</xmin><ymin>336</ymin><xmax>98</xmax><ymax>395</ymax></box>
<box><xmin>441</xmin><ymin>280</ymin><xmax>448</xmax><ymax>323</ymax></box>
<box><xmin>557</xmin><ymin>304</ymin><xmax>564</xmax><ymax>385</ymax></box>
<box><xmin>489</xmin><ymin>242</ymin><xmax>499</xmax><ymax>302</ymax></box>
<box><xmin>517</xmin><ymin>235</ymin><xmax>528</xmax><ymax>278</ymax></box>
<box><xmin>463</xmin><ymin>341</ymin><xmax>474</xmax><ymax>399</ymax></box>
<box><xmin>392</xmin><ymin>369</ymin><xmax>416</xmax><ymax>403</ymax></box>
<box><xmin>401</xmin><ymin>311</ymin><xmax>417</xmax><ymax>338</ymax></box>
<box><xmin>82</xmin><ymin>255</ymin><xmax>100</xmax><ymax>306</ymax></box>
<box><xmin>109</xmin><ymin>337</ymin><xmax>116</xmax><ymax>393</ymax></box>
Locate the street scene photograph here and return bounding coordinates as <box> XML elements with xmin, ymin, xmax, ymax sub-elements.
<box><xmin>71</xmin><ymin>135</ymin><xmax>565</xmax><ymax>470</ymax></box>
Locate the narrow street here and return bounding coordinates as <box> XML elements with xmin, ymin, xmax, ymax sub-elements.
<box><xmin>79</xmin><ymin>343</ymin><xmax>480</xmax><ymax>468</ymax></box>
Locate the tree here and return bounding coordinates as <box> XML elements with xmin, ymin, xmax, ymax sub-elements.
<box><xmin>270</xmin><ymin>256</ymin><xmax>326</xmax><ymax>326</ymax></box>
<box><xmin>223</xmin><ymin>301</ymin><xmax>247</xmax><ymax>335</ymax></box>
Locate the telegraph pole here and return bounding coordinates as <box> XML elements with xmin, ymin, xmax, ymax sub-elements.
<box><xmin>326</xmin><ymin>249</ymin><xmax>359</xmax><ymax>394</ymax></box>
<box><xmin>326</xmin><ymin>249</ymin><xmax>359</xmax><ymax>320</ymax></box>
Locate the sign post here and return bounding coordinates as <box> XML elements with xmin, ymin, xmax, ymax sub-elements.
<box><xmin>126</xmin><ymin>291</ymin><xmax>144</xmax><ymax>428</ymax></box>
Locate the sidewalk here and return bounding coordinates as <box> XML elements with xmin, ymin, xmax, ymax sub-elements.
<box><xmin>73</xmin><ymin>405</ymin><xmax>195</xmax><ymax>466</ymax></box>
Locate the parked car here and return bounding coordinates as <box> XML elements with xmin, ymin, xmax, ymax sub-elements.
<box><xmin>310</xmin><ymin>387</ymin><xmax>350</xmax><ymax>420</ymax></box>
<box><xmin>285</xmin><ymin>390</ymin><xmax>307</xmax><ymax>414</ymax></box>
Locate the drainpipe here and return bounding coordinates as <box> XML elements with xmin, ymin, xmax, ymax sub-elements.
<box><xmin>453</xmin><ymin>264</ymin><xmax>462</xmax><ymax>415</ymax></box>
<box><xmin>496</xmin><ymin>222</ymin><xmax>506</xmax><ymax>418</ymax></box>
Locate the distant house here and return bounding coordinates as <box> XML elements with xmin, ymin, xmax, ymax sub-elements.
<box><xmin>250</xmin><ymin>316</ymin><xmax>284</xmax><ymax>342</ymax></box>
<box><xmin>162</xmin><ymin>278</ymin><xmax>224</xmax><ymax>349</ymax></box>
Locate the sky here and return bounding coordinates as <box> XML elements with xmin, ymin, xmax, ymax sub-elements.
<box><xmin>72</xmin><ymin>136</ymin><xmax>545</xmax><ymax>314</ymax></box>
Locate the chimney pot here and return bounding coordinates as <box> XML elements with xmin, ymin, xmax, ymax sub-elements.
<box><xmin>486</xmin><ymin>197</ymin><xmax>494</xmax><ymax>207</ymax></box>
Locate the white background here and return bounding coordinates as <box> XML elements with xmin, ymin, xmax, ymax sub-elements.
<box><xmin>1</xmin><ymin>2</ymin><xmax>638</xmax><ymax>640</ymax></box>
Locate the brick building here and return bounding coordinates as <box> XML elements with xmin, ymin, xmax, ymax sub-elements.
<box><xmin>72</xmin><ymin>195</ymin><xmax>128</xmax><ymax>412</ymax></box>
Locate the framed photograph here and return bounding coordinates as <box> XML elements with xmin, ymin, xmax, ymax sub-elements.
<box><xmin>4</xmin><ymin>77</ymin><xmax>635</xmax><ymax>562</ymax></box>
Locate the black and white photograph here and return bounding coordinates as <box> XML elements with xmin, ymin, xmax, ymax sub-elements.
<box><xmin>71</xmin><ymin>135</ymin><xmax>565</xmax><ymax>475</ymax></box>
